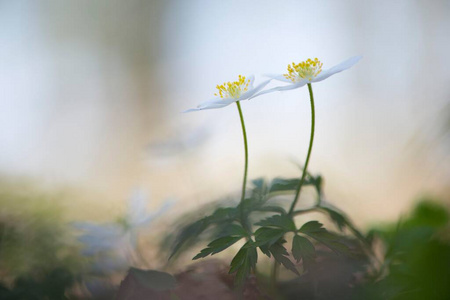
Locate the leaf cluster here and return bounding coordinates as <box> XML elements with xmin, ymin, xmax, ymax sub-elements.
<box><xmin>167</xmin><ymin>176</ymin><xmax>365</xmax><ymax>286</ymax></box>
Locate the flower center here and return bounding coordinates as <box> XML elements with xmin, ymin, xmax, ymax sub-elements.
<box><xmin>214</xmin><ymin>75</ymin><xmax>250</xmax><ymax>99</ymax></box>
<box><xmin>283</xmin><ymin>58</ymin><xmax>323</xmax><ymax>82</ymax></box>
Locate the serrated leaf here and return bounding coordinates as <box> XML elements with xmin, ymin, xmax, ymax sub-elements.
<box><xmin>229</xmin><ymin>246</ymin><xmax>247</xmax><ymax>274</ymax></box>
<box><xmin>192</xmin><ymin>248</ymin><xmax>214</xmax><ymax>260</ymax></box>
<box><xmin>254</xmin><ymin>227</ymin><xmax>285</xmax><ymax>247</ymax></box>
<box><xmin>299</xmin><ymin>221</ymin><xmax>324</xmax><ymax>233</ymax></box>
<box><xmin>193</xmin><ymin>235</ymin><xmax>242</xmax><ymax>260</ymax></box>
<box><xmin>321</xmin><ymin>206</ymin><xmax>367</xmax><ymax>244</ymax></box>
<box><xmin>259</xmin><ymin>244</ymin><xmax>271</xmax><ymax>258</ymax></box>
<box><xmin>129</xmin><ymin>268</ymin><xmax>176</xmax><ymax>291</ymax></box>
<box><xmin>321</xmin><ymin>207</ymin><xmax>348</xmax><ymax>231</ymax></box>
<box><xmin>229</xmin><ymin>242</ymin><xmax>258</xmax><ymax>286</ymax></box>
<box><xmin>269</xmin><ymin>243</ymin><xmax>299</xmax><ymax>275</ymax></box>
<box><xmin>234</xmin><ymin>256</ymin><xmax>250</xmax><ymax>286</ymax></box>
<box><xmin>299</xmin><ymin>221</ymin><xmax>349</xmax><ymax>255</ymax></box>
<box><xmin>169</xmin><ymin>206</ymin><xmax>240</xmax><ymax>260</ymax></box>
<box><xmin>255</xmin><ymin>214</ymin><xmax>296</xmax><ymax>231</ymax></box>
<box><xmin>292</xmin><ymin>235</ymin><xmax>316</xmax><ymax>263</ymax></box>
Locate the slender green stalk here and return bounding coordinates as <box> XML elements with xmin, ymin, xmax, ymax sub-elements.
<box><xmin>292</xmin><ymin>207</ymin><xmax>319</xmax><ymax>216</ymax></box>
<box><xmin>270</xmin><ymin>261</ymin><xmax>279</xmax><ymax>294</ymax></box>
<box><xmin>288</xmin><ymin>83</ymin><xmax>316</xmax><ymax>215</ymax></box>
<box><xmin>235</xmin><ymin>101</ymin><xmax>249</xmax><ymax>227</ymax></box>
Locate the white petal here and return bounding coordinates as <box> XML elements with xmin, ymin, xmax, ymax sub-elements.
<box><xmin>249</xmin><ymin>80</ymin><xmax>308</xmax><ymax>99</ymax></box>
<box><xmin>239</xmin><ymin>79</ymin><xmax>271</xmax><ymax>100</ymax></box>
<box><xmin>313</xmin><ymin>56</ymin><xmax>362</xmax><ymax>82</ymax></box>
<box><xmin>265</xmin><ymin>73</ymin><xmax>292</xmax><ymax>83</ymax></box>
<box><xmin>183</xmin><ymin>97</ymin><xmax>237</xmax><ymax>112</ymax></box>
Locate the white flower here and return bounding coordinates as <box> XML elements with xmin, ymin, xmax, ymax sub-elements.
<box><xmin>73</xmin><ymin>190</ymin><xmax>174</xmax><ymax>273</ymax></box>
<box><xmin>251</xmin><ymin>56</ymin><xmax>362</xmax><ymax>98</ymax></box>
<box><xmin>184</xmin><ymin>75</ymin><xmax>271</xmax><ymax>112</ymax></box>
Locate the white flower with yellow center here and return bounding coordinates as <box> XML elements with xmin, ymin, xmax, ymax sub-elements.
<box><xmin>251</xmin><ymin>56</ymin><xmax>362</xmax><ymax>98</ymax></box>
<box><xmin>184</xmin><ymin>75</ymin><xmax>271</xmax><ymax>112</ymax></box>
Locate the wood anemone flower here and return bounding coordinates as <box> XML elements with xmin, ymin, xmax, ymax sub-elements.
<box><xmin>251</xmin><ymin>56</ymin><xmax>362</xmax><ymax>98</ymax></box>
<box><xmin>184</xmin><ymin>75</ymin><xmax>271</xmax><ymax>112</ymax></box>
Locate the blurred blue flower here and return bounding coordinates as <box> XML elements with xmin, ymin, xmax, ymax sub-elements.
<box><xmin>73</xmin><ymin>189</ymin><xmax>174</xmax><ymax>273</ymax></box>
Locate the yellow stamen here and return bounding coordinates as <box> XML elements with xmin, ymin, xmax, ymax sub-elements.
<box><xmin>215</xmin><ymin>75</ymin><xmax>251</xmax><ymax>99</ymax></box>
<box><xmin>283</xmin><ymin>58</ymin><xmax>323</xmax><ymax>82</ymax></box>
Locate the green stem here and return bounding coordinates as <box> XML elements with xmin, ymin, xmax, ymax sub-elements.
<box><xmin>288</xmin><ymin>83</ymin><xmax>316</xmax><ymax>215</ymax></box>
<box><xmin>235</xmin><ymin>101</ymin><xmax>249</xmax><ymax>228</ymax></box>
<box><xmin>270</xmin><ymin>261</ymin><xmax>279</xmax><ymax>294</ymax></box>
<box><xmin>292</xmin><ymin>207</ymin><xmax>319</xmax><ymax>216</ymax></box>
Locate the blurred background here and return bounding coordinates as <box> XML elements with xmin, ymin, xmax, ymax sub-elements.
<box><xmin>1</xmin><ymin>0</ymin><xmax>449</xmax><ymax>227</ymax></box>
<box><xmin>1</xmin><ymin>1</ymin><xmax>450</xmax><ymax>298</ymax></box>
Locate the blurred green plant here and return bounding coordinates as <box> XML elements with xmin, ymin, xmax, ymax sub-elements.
<box><xmin>354</xmin><ymin>199</ymin><xmax>450</xmax><ymax>300</ymax></box>
<box><xmin>0</xmin><ymin>183</ymin><xmax>81</xmax><ymax>275</ymax></box>
<box><xmin>0</xmin><ymin>181</ymin><xmax>80</xmax><ymax>298</ymax></box>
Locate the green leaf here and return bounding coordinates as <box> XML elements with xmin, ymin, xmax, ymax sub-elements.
<box><xmin>193</xmin><ymin>235</ymin><xmax>242</xmax><ymax>260</ymax></box>
<box><xmin>309</xmin><ymin>175</ymin><xmax>323</xmax><ymax>196</ymax></box>
<box><xmin>321</xmin><ymin>207</ymin><xmax>348</xmax><ymax>231</ymax></box>
<box><xmin>129</xmin><ymin>268</ymin><xmax>177</xmax><ymax>291</ymax></box>
<box><xmin>229</xmin><ymin>242</ymin><xmax>258</xmax><ymax>286</ymax></box>
<box><xmin>299</xmin><ymin>221</ymin><xmax>323</xmax><ymax>233</ymax></box>
<box><xmin>320</xmin><ymin>206</ymin><xmax>367</xmax><ymax>243</ymax></box>
<box><xmin>220</xmin><ymin>223</ymin><xmax>248</xmax><ymax>237</ymax></box>
<box><xmin>255</xmin><ymin>214</ymin><xmax>296</xmax><ymax>231</ymax></box>
<box><xmin>269</xmin><ymin>178</ymin><xmax>300</xmax><ymax>193</ymax></box>
<box><xmin>292</xmin><ymin>235</ymin><xmax>316</xmax><ymax>263</ymax></box>
<box><xmin>258</xmin><ymin>244</ymin><xmax>271</xmax><ymax>258</ymax></box>
<box><xmin>299</xmin><ymin>221</ymin><xmax>350</xmax><ymax>255</ymax></box>
<box><xmin>251</xmin><ymin>178</ymin><xmax>266</xmax><ymax>193</ymax></box>
<box><xmin>169</xmin><ymin>218</ymin><xmax>209</xmax><ymax>259</ymax></box>
<box><xmin>210</xmin><ymin>207</ymin><xmax>238</xmax><ymax>222</ymax></box>
<box><xmin>254</xmin><ymin>227</ymin><xmax>285</xmax><ymax>247</ymax></box>
<box><xmin>229</xmin><ymin>246</ymin><xmax>247</xmax><ymax>274</ymax></box>
<box><xmin>169</xmin><ymin>206</ymin><xmax>239</xmax><ymax>259</ymax></box>
<box><xmin>269</xmin><ymin>242</ymin><xmax>299</xmax><ymax>275</ymax></box>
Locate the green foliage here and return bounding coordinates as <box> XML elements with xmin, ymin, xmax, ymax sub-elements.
<box><xmin>291</xmin><ymin>234</ymin><xmax>316</xmax><ymax>265</ymax></box>
<box><xmin>254</xmin><ymin>227</ymin><xmax>285</xmax><ymax>247</ymax></box>
<box><xmin>299</xmin><ymin>221</ymin><xmax>350</xmax><ymax>255</ymax></box>
<box><xmin>355</xmin><ymin>199</ymin><xmax>450</xmax><ymax>300</ymax></box>
<box><xmin>229</xmin><ymin>241</ymin><xmax>258</xmax><ymax>286</ymax></box>
<box><xmin>169</xmin><ymin>206</ymin><xmax>239</xmax><ymax>259</ymax></box>
<box><xmin>320</xmin><ymin>206</ymin><xmax>367</xmax><ymax>242</ymax></box>
<box><xmin>193</xmin><ymin>235</ymin><xmax>243</xmax><ymax>260</ymax></box>
<box><xmin>0</xmin><ymin>268</ymin><xmax>74</xmax><ymax>300</ymax></box>
<box><xmin>167</xmin><ymin>175</ymin><xmax>363</xmax><ymax>286</ymax></box>
<box><xmin>0</xmin><ymin>183</ymin><xmax>81</xmax><ymax>288</ymax></box>
<box><xmin>268</xmin><ymin>241</ymin><xmax>300</xmax><ymax>275</ymax></box>
<box><xmin>255</xmin><ymin>214</ymin><xmax>296</xmax><ymax>231</ymax></box>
